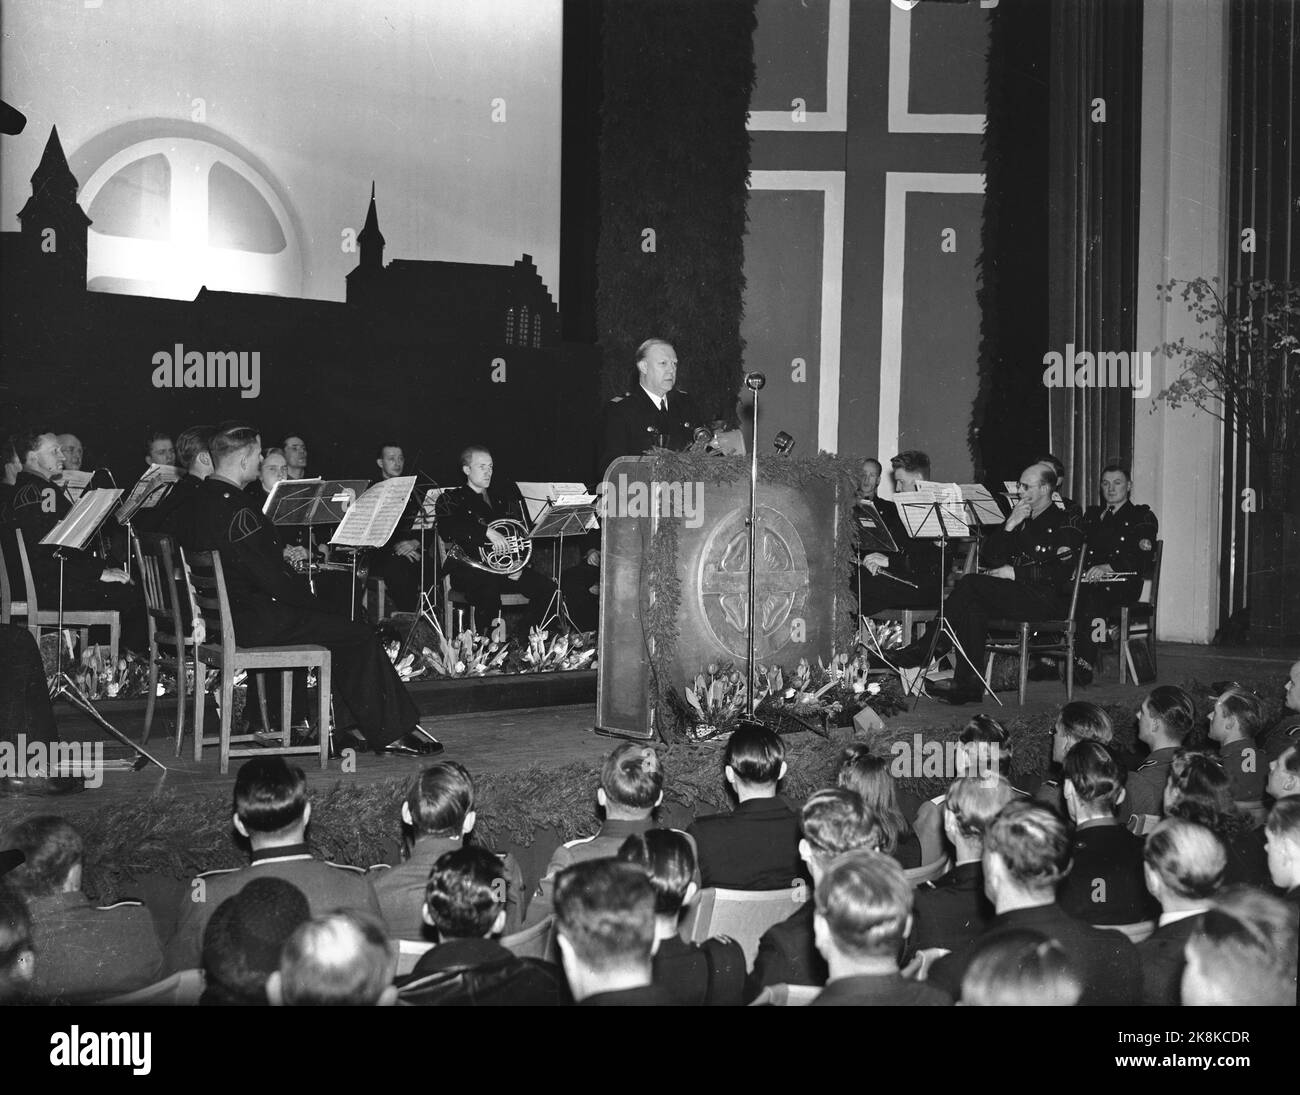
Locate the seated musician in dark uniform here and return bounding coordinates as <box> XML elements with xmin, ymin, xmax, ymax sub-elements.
<box><xmin>183</xmin><ymin>424</ymin><xmax>440</xmax><ymax>757</ymax></box>
<box><xmin>436</xmin><ymin>445</ymin><xmax>557</xmax><ymax>632</ymax></box>
<box><xmin>1073</xmin><ymin>463</ymin><xmax>1158</xmax><ymax>683</ymax></box>
<box><xmin>598</xmin><ymin>338</ymin><xmax>704</xmax><ymax>477</ymax></box>
<box><xmin>4</xmin><ymin>429</ymin><xmax>142</xmax><ymax>649</ymax></box>
<box><xmin>365</xmin><ymin>442</ymin><xmax>428</xmax><ymax>613</ymax></box>
<box><xmin>853</xmin><ymin>453</ymin><xmax>944</xmax><ymax>618</ymax></box>
<box><xmin>895</xmin><ymin>461</ymin><xmax>1083</xmax><ymax>705</ymax></box>
<box><xmin>137</xmin><ymin>424</ymin><xmax>217</xmax><ymax>546</ymax></box>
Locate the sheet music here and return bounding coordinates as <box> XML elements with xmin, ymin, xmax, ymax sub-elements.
<box><xmin>117</xmin><ymin>462</ymin><xmax>184</xmax><ymax>523</ymax></box>
<box><xmin>40</xmin><ymin>489</ymin><xmax>123</xmax><ymax>550</ymax></box>
<box><xmin>517</xmin><ymin>482</ymin><xmax>590</xmax><ymax>523</ymax></box>
<box><xmin>898</xmin><ymin>486</ymin><xmax>969</xmax><ymax>539</ymax></box>
<box><xmin>958</xmin><ymin>484</ymin><xmax>1006</xmax><ymax>525</ymax></box>
<box><xmin>329</xmin><ymin>475</ymin><xmax>416</xmax><ymax>548</ymax></box>
<box><xmin>262</xmin><ymin>476</ymin><xmax>323</xmax><ymax>517</ymax></box>
<box><xmin>411</xmin><ymin>486</ymin><xmax>444</xmax><ymax>531</ymax></box>
<box><xmin>56</xmin><ymin>469</ymin><xmax>94</xmax><ymax>502</ymax></box>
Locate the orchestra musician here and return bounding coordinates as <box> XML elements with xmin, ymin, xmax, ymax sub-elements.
<box><xmin>365</xmin><ymin>442</ymin><xmax>427</xmax><ymax>613</ymax></box>
<box><xmin>598</xmin><ymin>338</ymin><xmax>705</xmax><ymax>476</ymax></box>
<box><xmin>1072</xmin><ymin>463</ymin><xmax>1158</xmax><ymax>683</ymax></box>
<box><xmin>183</xmin><ymin>424</ymin><xmax>441</xmax><ymax>757</ymax></box>
<box><xmin>894</xmin><ymin>461</ymin><xmax>1083</xmax><ymax>705</ymax></box>
<box><xmin>138</xmin><ymin>424</ymin><xmax>216</xmax><ymax>546</ymax></box>
<box><xmin>436</xmin><ymin>445</ymin><xmax>558</xmax><ymax>633</ymax></box>
<box><xmin>852</xmin><ymin>455</ymin><xmax>943</xmax><ymax>617</ymax></box>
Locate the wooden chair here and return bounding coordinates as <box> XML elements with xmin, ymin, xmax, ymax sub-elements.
<box><xmin>1096</xmin><ymin>920</ymin><xmax>1155</xmax><ymax>945</ymax></box>
<box><xmin>438</xmin><ymin>537</ymin><xmax>528</xmax><ymax>637</ymax></box>
<box><xmin>983</xmin><ymin>547</ymin><xmax>1090</xmax><ymax>705</ymax></box>
<box><xmin>179</xmin><ymin>547</ymin><xmax>330</xmax><ymax>773</ymax></box>
<box><xmin>132</xmin><ymin>532</ymin><xmax>200</xmax><ymax>750</ymax></box>
<box><xmin>366</xmin><ymin>575</ymin><xmax>388</xmax><ymax>621</ymax></box>
<box><xmin>680</xmin><ymin>887</ymin><xmax>807</xmax><ymax>969</ymax></box>
<box><xmin>0</xmin><ymin>528</ymin><xmax>121</xmax><ymax>666</ymax></box>
<box><xmin>1116</xmin><ymin>539</ymin><xmax>1163</xmax><ymax>684</ymax></box>
<box><xmin>502</xmin><ymin>915</ymin><xmax>556</xmax><ymax>961</ymax></box>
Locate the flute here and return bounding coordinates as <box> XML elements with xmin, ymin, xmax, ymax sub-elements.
<box><xmin>856</xmin><ymin>555</ymin><xmax>920</xmax><ymax>589</ymax></box>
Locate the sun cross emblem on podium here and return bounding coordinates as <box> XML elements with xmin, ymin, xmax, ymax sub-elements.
<box><xmin>698</xmin><ymin>506</ymin><xmax>810</xmax><ymax>660</ymax></box>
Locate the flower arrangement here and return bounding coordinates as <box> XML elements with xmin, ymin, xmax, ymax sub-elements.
<box><xmin>383</xmin><ymin>624</ymin><xmax>598</xmax><ymax>680</ymax></box>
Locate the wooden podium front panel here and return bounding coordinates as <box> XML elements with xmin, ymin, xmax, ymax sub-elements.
<box><xmin>596</xmin><ymin>458</ymin><xmax>842</xmax><ymax>739</ymax></box>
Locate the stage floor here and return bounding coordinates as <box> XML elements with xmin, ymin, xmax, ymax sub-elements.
<box><xmin>19</xmin><ymin>641</ymin><xmax>1293</xmax><ymax>817</ymax></box>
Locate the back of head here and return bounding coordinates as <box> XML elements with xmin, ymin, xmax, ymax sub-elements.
<box><xmin>0</xmin><ymin>879</ymin><xmax>34</xmax><ymax>1003</ymax></box>
<box><xmin>2</xmin><ymin>815</ymin><xmax>81</xmax><ymax>897</ymax></box>
<box><xmin>1266</xmin><ymin>796</ymin><xmax>1300</xmax><ymax>845</ymax></box>
<box><xmin>617</xmin><ymin>829</ymin><xmax>696</xmax><ymax>916</ymax></box>
<box><xmin>276</xmin><ymin>912</ymin><xmax>393</xmax><ymax>1006</ymax></box>
<box><xmin>960</xmin><ymin>714</ymin><xmax>1014</xmax><ymax>777</ymax></box>
<box><xmin>1142</xmin><ymin>818</ymin><xmax>1226</xmax><ymax>901</ymax></box>
<box><xmin>1063</xmin><ymin>740</ymin><xmax>1125</xmax><ymax>814</ymax></box>
<box><xmin>945</xmin><ymin>776</ymin><xmax>1016</xmax><ymax>843</ymax></box>
<box><xmin>890</xmin><ymin>449</ymin><xmax>931</xmax><ymax>478</ymax></box>
<box><xmin>1167</xmin><ymin>751</ymin><xmax>1239</xmax><ymax>833</ymax></box>
<box><xmin>1218</xmin><ymin>687</ymin><xmax>1264</xmax><ymax>741</ymax></box>
<box><xmin>1037</xmin><ymin>453</ymin><xmax>1066</xmax><ymax>486</ymax></box>
<box><xmin>553</xmin><ymin>859</ymin><xmax>655</xmax><ymax>973</ymax></box>
<box><xmin>407</xmin><ymin>762</ymin><xmax>474</xmax><ymax>837</ymax></box>
<box><xmin>175</xmin><ymin>425</ymin><xmax>217</xmax><ymax>472</ymax></box>
<box><xmin>1057</xmin><ymin>701</ymin><xmax>1114</xmax><ymax>748</ymax></box>
<box><xmin>985</xmin><ymin>801</ymin><xmax>1070</xmax><ymax>895</ymax></box>
<box><xmin>1146</xmin><ymin>685</ymin><xmax>1196</xmax><ymax>744</ymax></box>
<box><xmin>209</xmin><ymin>424</ymin><xmax>261</xmax><ymax>471</ymax></box>
<box><xmin>725</xmin><ymin>723</ymin><xmax>784</xmax><ymax>787</ymax></box>
<box><xmin>802</xmin><ymin>787</ymin><xmax>882</xmax><ymax>863</ymax></box>
<box><xmin>961</xmin><ymin>929</ymin><xmax>1082</xmax><ymax>1006</ymax></box>
<box><xmin>1183</xmin><ymin>887</ymin><xmax>1298</xmax><ymax>1006</ymax></box>
<box><xmin>834</xmin><ymin>752</ymin><xmax>906</xmax><ymax>852</ymax></box>
<box><xmin>600</xmin><ymin>743</ymin><xmax>663</xmax><ymax>811</ymax></box>
<box><xmin>815</xmin><ymin>850</ymin><xmax>912</xmax><ymax>959</ymax></box>
<box><xmin>233</xmin><ymin>757</ymin><xmax>309</xmax><ymax>835</ymax></box>
<box><xmin>202</xmin><ymin>877</ymin><xmax>311</xmax><ymax>1005</ymax></box>
<box><xmin>424</xmin><ymin>846</ymin><xmax>505</xmax><ymax>940</ymax></box>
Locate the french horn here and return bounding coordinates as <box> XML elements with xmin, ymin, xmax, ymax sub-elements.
<box><xmin>446</xmin><ymin>517</ymin><xmax>532</xmax><ymax>576</ymax></box>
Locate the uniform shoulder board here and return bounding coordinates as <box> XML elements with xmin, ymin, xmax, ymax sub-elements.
<box><xmin>1137</xmin><ymin>758</ymin><xmax>1157</xmax><ymax>771</ymax></box>
<box><xmin>95</xmin><ymin>899</ymin><xmax>144</xmax><ymax>910</ymax></box>
<box><xmin>324</xmin><ymin>860</ymin><xmax>367</xmax><ymax>875</ymax></box>
<box><xmin>196</xmin><ymin>866</ymin><xmax>240</xmax><ymax>880</ymax></box>
<box><xmin>366</xmin><ymin>862</ymin><xmax>393</xmax><ymax>874</ymax></box>
<box><xmin>561</xmin><ymin>834</ymin><xmax>598</xmax><ymax>850</ymax></box>
<box><xmin>610</xmin><ymin>393</ymin><xmax>627</xmax><ymax>404</ymax></box>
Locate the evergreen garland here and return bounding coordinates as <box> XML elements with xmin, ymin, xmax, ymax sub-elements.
<box><xmin>594</xmin><ymin>0</ymin><xmax>757</xmax><ymax>421</ymax></box>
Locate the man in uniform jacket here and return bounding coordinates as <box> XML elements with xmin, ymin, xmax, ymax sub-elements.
<box><xmin>166</xmin><ymin>758</ymin><xmax>384</xmax><ymax>973</ymax></box>
<box><xmin>365</xmin><ymin>442</ymin><xmax>432</xmax><ymax>614</ymax></box>
<box><xmin>1074</xmin><ymin>463</ymin><xmax>1158</xmax><ymax>677</ymax></box>
<box><xmin>897</xmin><ymin>461</ymin><xmax>1083</xmax><ymax>705</ymax></box>
<box><xmin>138</xmin><ymin>424</ymin><xmax>217</xmax><ymax>549</ymax></box>
<box><xmin>598</xmin><ymin>338</ymin><xmax>704</xmax><ymax>477</ymax></box>
<box><xmin>3</xmin><ymin>815</ymin><xmax>161</xmax><ymax>1001</ymax></box>
<box><xmin>183</xmin><ymin>425</ymin><xmax>435</xmax><ymax>757</ymax></box>
<box><xmin>436</xmin><ymin>445</ymin><xmax>556</xmax><ymax>631</ymax></box>
<box><xmin>852</xmin><ymin>456</ymin><xmax>944</xmax><ymax>617</ymax></box>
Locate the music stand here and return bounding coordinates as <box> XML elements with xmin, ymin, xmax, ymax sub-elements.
<box><xmin>264</xmin><ymin>478</ymin><xmax>367</xmax><ymax>602</ymax></box>
<box><xmin>896</xmin><ymin>489</ymin><xmax>1001</xmax><ymax>709</ymax></box>
<box><xmin>328</xmin><ymin>476</ymin><xmax>418</xmax><ymax>622</ymax></box>
<box><xmin>40</xmin><ymin>489</ymin><xmax>167</xmax><ymax>772</ymax></box>
<box><xmin>528</xmin><ymin>494</ymin><xmax>600</xmax><ymax>632</ymax></box>
<box><xmin>399</xmin><ymin>485</ymin><xmax>444</xmax><ymax>658</ymax></box>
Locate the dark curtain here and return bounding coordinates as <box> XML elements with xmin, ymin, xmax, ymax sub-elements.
<box><xmin>1046</xmin><ymin>0</ymin><xmax>1143</xmax><ymax>505</ymax></box>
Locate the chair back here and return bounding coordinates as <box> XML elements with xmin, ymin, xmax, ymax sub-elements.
<box><xmin>179</xmin><ymin>548</ymin><xmax>236</xmax><ymax>658</ymax></box>
<box><xmin>681</xmin><ymin>886</ymin><xmax>807</xmax><ymax>968</ymax></box>
<box><xmin>1064</xmin><ymin>541</ymin><xmax>1090</xmax><ymax>622</ymax></box>
<box><xmin>501</xmin><ymin>915</ymin><xmax>555</xmax><ymax>961</ymax></box>
<box><xmin>0</xmin><ymin>530</ymin><xmax>22</xmax><ymax>620</ymax></box>
<box><xmin>396</xmin><ymin>938</ymin><xmax>436</xmax><ymax>977</ymax></box>
<box><xmin>1095</xmin><ymin>920</ymin><xmax>1155</xmax><ymax>945</ymax></box>
<box><xmin>13</xmin><ymin>529</ymin><xmax>41</xmax><ymax>617</ymax></box>
<box><xmin>133</xmin><ymin>532</ymin><xmax>186</xmax><ymax>637</ymax></box>
<box><xmin>1139</xmin><ymin>540</ymin><xmax>1163</xmax><ymax>619</ymax></box>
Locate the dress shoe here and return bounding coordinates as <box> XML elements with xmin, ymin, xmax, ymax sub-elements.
<box><xmin>382</xmin><ymin>731</ymin><xmax>444</xmax><ymax>758</ymax></box>
<box><xmin>928</xmin><ymin>680</ymin><xmax>985</xmax><ymax>706</ymax></box>
<box><xmin>1070</xmin><ymin>657</ymin><xmax>1095</xmax><ymax>687</ymax></box>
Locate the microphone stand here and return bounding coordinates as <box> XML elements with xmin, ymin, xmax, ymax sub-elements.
<box><xmin>744</xmin><ymin>375</ymin><xmax>763</xmax><ymax>719</ymax></box>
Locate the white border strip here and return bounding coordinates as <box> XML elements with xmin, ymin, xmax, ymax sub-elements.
<box><xmin>877</xmin><ymin>171</ymin><xmax>985</xmax><ymax>488</ymax></box>
<box><xmin>887</xmin><ymin>3</ymin><xmax>986</xmax><ymax>134</ymax></box>
<box><xmin>747</xmin><ymin>170</ymin><xmax>845</xmax><ymax>453</ymax></box>
<box><xmin>747</xmin><ymin>0</ymin><xmax>850</xmax><ymax>132</ymax></box>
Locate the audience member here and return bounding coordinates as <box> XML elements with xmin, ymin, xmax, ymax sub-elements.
<box><xmin>810</xmin><ymin>851</ymin><xmax>950</xmax><ymax>1006</ymax></box>
<box><xmin>1122</xmin><ymin>685</ymin><xmax>1196</xmax><ymax>832</ymax></box>
<box><xmin>166</xmin><ymin>758</ymin><xmax>384</xmax><ymax>972</ymax></box>
<box><xmin>1136</xmin><ymin>818</ymin><xmax>1227</xmax><ymax>1005</ymax></box>
<box><xmin>959</xmin><ymin>929</ymin><xmax>1082</xmax><ymax>1006</ymax></box>
<box><xmin>553</xmin><ymin>858</ymin><xmax>669</xmax><ymax>1005</ymax></box>
<box><xmin>915</xmin><ymin>714</ymin><xmax>1021</xmax><ymax>863</ymax></box>
<box><xmin>1036</xmin><ymin>701</ymin><xmax>1115</xmax><ymax>813</ymax></box>
<box><xmin>910</xmin><ymin>775</ymin><xmax>1016</xmax><ymax>956</ymax></box>
<box><xmin>1058</xmin><ymin>741</ymin><xmax>1158</xmax><ymax>925</ymax></box>
<box><xmin>748</xmin><ymin>788</ymin><xmax>882</xmax><ymax>997</ymax></box>
<box><xmin>1208</xmin><ymin>686</ymin><xmax>1267</xmax><ymax>805</ymax></box>
<box><xmin>267</xmin><ymin>911</ymin><xmax>397</xmax><ymax>1005</ymax></box>
<box><xmin>1260</xmin><ymin>660</ymin><xmax>1300</xmax><ymax>763</ymax></box>
<box><xmin>398</xmin><ymin>846</ymin><xmax>567</xmax><ymax>1006</ymax></box>
<box><xmin>928</xmin><ymin>801</ymin><xmax>1140</xmax><ymax>1005</ymax></box>
<box><xmin>618</xmin><ymin>830</ymin><xmax>745</xmax><ymax>1006</ymax></box>
<box><xmin>837</xmin><ymin>748</ymin><xmax>921</xmax><ymax>867</ymax></box>
<box><xmin>1265</xmin><ymin>797</ymin><xmax>1300</xmax><ymax>905</ymax></box>
<box><xmin>3</xmin><ymin>815</ymin><xmax>162</xmax><ymax>1000</ymax></box>
<box><xmin>372</xmin><ymin>762</ymin><xmax>525</xmax><ymax>941</ymax></box>
<box><xmin>1267</xmin><ymin>743</ymin><xmax>1299</xmax><ymax>802</ymax></box>
<box><xmin>1181</xmin><ymin>886</ymin><xmax>1298</xmax><ymax>1006</ymax></box>
<box><xmin>200</xmin><ymin>876</ymin><xmax>311</xmax><ymax>1006</ymax></box>
<box><xmin>1164</xmin><ymin>750</ymin><xmax>1270</xmax><ymax>888</ymax></box>
<box><xmin>0</xmin><ymin>879</ymin><xmax>34</xmax><ymax>1004</ymax></box>
<box><xmin>688</xmin><ymin>723</ymin><xmax>802</xmax><ymax>890</ymax></box>
<box><xmin>530</xmin><ymin>743</ymin><xmax>692</xmax><ymax>923</ymax></box>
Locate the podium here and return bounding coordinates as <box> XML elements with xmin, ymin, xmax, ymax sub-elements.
<box><xmin>596</xmin><ymin>456</ymin><xmax>847</xmax><ymax>739</ymax></box>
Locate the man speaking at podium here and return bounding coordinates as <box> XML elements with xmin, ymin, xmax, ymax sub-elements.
<box><xmin>598</xmin><ymin>338</ymin><xmax>704</xmax><ymax>475</ymax></box>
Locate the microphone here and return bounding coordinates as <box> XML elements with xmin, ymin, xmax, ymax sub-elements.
<box><xmin>692</xmin><ymin>425</ymin><xmax>714</xmax><ymax>445</ymax></box>
<box><xmin>744</xmin><ymin>372</ymin><xmax>767</xmax><ymax>391</ymax></box>
<box><xmin>773</xmin><ymin>431</ymin><xmax>795</xmax><ymax>455</ymax></box>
